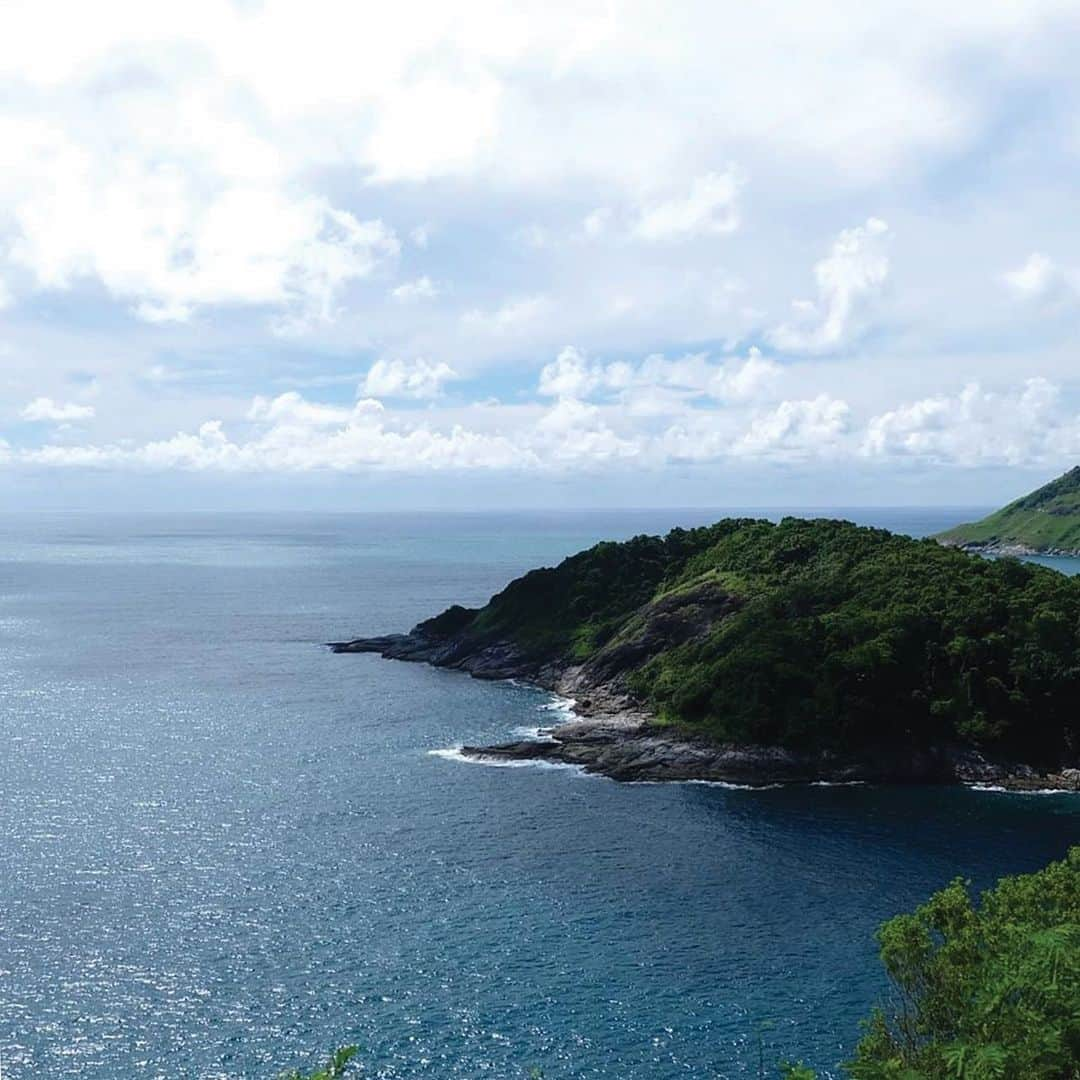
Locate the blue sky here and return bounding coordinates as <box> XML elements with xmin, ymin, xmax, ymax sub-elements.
<box><xmin>2</xmin><ymin>1</ymin><xmax>1080</xmax><ymax>509</ymax></box>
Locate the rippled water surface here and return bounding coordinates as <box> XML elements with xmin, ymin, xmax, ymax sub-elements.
<box><xmin>1</xmin><ymin>509</ymin><xmax>1078</xmax><ymax>1078</ymax></box>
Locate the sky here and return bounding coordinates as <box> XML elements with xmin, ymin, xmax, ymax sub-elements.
<box><xmin>2</xmin><ymin>1</ymin><xmax>1080</xmax><ymax>510</ymax></box>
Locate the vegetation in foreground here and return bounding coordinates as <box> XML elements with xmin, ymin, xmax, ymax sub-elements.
<box><xmin>280</xmin><ymin>1046</ymin><xmax>358</xmax><ymax>1079</ymax></box>
<box><xmin>423</xmin><ymin>517</ymin><xmax>1080</xmax><ymax>764</ymax></box>
<box><xmin>288</xmin><ymin>849</ymin><xmax>1080</xmax><ymax>1078</ymax></box>
<box><xmin>939</xmin><ymin>466</ymin><xmax>1080</xmax><ymax>553</ymax></box>
<box><xmin>789</xmin><ymin>845</ymin><xmax>1080</xmax><ymax>1078</ymax></box>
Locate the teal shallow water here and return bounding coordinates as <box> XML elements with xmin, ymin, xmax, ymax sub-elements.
<box><xmin>0</xmin><ymin>509</ymin><xmax>1077</xmax><ymax>1078</ymax></box>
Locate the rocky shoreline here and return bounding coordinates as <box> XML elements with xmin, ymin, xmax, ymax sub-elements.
<box><xmin>329</xmin><ymin>631</ymin><xmax>1080</xmax><ymax>792</ymax></box>
<box><xmin>942</xmin><ymin>539</ymin><xmax>1080</xmax><ymax>559</ymax></box>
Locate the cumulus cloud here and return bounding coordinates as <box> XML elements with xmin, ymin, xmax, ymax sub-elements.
<box><xmin>2</xmin><ymin>3</ymin><xmax>1080</xmax><ymax>496</ymax></box>
<box><xmin>247</xmin><ymin>391</ymin><xmax>374</xmax><ymax>427</ymax></box>
<box><xmin>0</xmin><ymin>0</ymin><xmax>1046</xmax><ymax>213</ymax></box>
<box><xmin>391</xmin><ymin>276</ymin><xmax>438</xmax><ymax>302</ymax></box>
<box><xmin>537</xmin><ymin>345</ymin><xmax>781</xmax><ymax>406</ymax></box>
<box><xmin>360</xmin><ymin>357</ymin><xmax>457</xmax><ymax>399</ymax></box>
<box><xmin>1002</xmin><ymin>253</ymin><xmax>1079</xmax><ymax>306</ymax></box>
<box><xmin>537</xmin><ymin>346</ymin><xmax>599</xmax><ymax>399</ymax></box>
<box><xmin>634</xmin><ymin>170</ymin><xmax>742</xmax><ymax>241</ymax></box>
<box><xmin>21</xmin><ymin>396</ymin><xmax>527</xmax><ymax>473</ymax></box>
<box><xmin>533</xmin><ymin>397</ymin><xmax>639</xmax><ymax>463</ymax></box>
<box><xmin>652</xmin><ymin>393</ymin><xmax>850</xmax><ymax>464</ymax></box>
<box><xmin>769</xmin><ymin>218</ymin><xmax>890</xmax><ymax>353</ymax></box>
<box><xmin>861</xmin><ymin>378</ymin><xmax>1077</xmax><ymax>465</ymax></box>
<box><xmin>0</xmin><ymin>5</ymin><xmax>1071</xmax><ymax>339</ymax></box>
<box><xmin>7</xmin><ymin>145</ymin><xmax>400</xmax><ymax>326</ymax></box>
<box><xmin>1004</xmin><ymin>253</ymin><xmax>1059</xmax><ymax>297</ymax></box>
<box><xmin>20</xmin><ymin>397</ymin><xmax>95</xmax><ymax>422</ymax></box>
<box><xmin>725</xmin><ymin>350</ymin><xmax>782</xmax><ymax>401</ymax></box>
<box><xmin>8</xmin><ymin>375</ymin><xmax>1080</xmax><ymax>476</ymax></box>
<box><xmin>736</xmin><ymin>395</ymin><xmax>851</xmax><ymax>458</ymax></box>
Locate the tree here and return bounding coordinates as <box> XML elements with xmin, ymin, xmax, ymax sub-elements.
<box><xmin>792</xmin><ymin>848</ymin><xmax>1080</xmax><ymax>1078</ymax></box>
<box><xmin>279</xmin><ymin>1046</ymin><xmax>358</xmax><ymax>1080</ymax></box>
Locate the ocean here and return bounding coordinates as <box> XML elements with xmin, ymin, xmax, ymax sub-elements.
<box><xmin>0</xmin><ymin>509</ymin><xmax>1077</xmax><ymax>1078</ymax></box>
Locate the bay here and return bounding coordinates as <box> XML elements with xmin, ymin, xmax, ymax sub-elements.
<box><xmin>0</xmin><ymin>509</ymin><xmax>1077</xmax><ymax>1078</ymax></box>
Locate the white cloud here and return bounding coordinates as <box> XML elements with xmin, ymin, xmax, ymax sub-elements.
<box><xmin>651</xmin><ymin>393</ymin><xmax>850</xmax><ymax>464</ymax></box>
<box><xmin>0</xmin><ymin>0</ymin><xmax>1050</xmax><ymax>206</ymax></box>
<box><xmin>19</xmin><ymin>396</ymin><xmax>528</xmax><ymax>473</ymax></box>
<box><xmin>7</xmin><ymin>375</ymin><xmax>1080</xmax><ymax>476</ymax></box>
<box><xmin>391</xmin><ymin>276</ymin><xmax>438</xmax><ymax>302</ymax></box>
<box><xmin>736</xmin><ymin>395</ymin><xmax>851</xmax><ymax>458</ymax></box>
<box><xmin>365</xmin><ymin>75</ymin><xmax>502</xmax><ymax>183</ymax></box>
<box><xmin>1004</xmin><ymin>253</ymin><xmax>1059</xmax><ymax>297</ymax></box>
<box><xmin>8</xmin><ymin>146</ymin><xmax>399</xmax><ymax>326</ymax></box>
<box><xmin>1</xmin><ymin>4</ymin><xmax>1080</xmax><ymax>498</ymax></box>
<box><xmin>724</xmin><ymin>349</ymin><xmax>782</xmax><ymax>401</ymax></box>
<box><xmin>538</xmin><ymin>346</ymin><xmax>598</xmax><ymax>399</ymax></box>
<box><xmin>246</xmin><ymin>391</ymin><xmax>371</xmax><ymax>427</ymax></box>
<box><xmin>361</xmin><ymin>357</ymin><xmax>457</xmax><ymax>399</ymax></box>
<box><xmin>634</xmin><ymin>170</ymin><xmax>742</xmax><ymax>241</ymax></box>
<box><xmin>861</xmin><ymin>378</ymin><xmax>1076</xmax><ymax>465</ymax></box>
<box><xmin>461</xmin><ymin>295</ymin><xmax>550</xmax><ymax>335</ymax></box>
<box><xmin>537</xmin><ymin>345</ymin><xmax>781</xmax><ymax>406</ymax></box>
<box><xmin>533</xmin><ymin>396</ymin><xmax>639</xmax><ymax>463</ymax></box>
<box><xmin>582</xmin><ymin>207</ymin><xmax>612</xmax><ymax>238</ymax></box>
<box><xmin>20</xmin><ymin>397</ymin><xmax>95</xmax><ymax>422</ymax></box>
<box><xmin>769</xmin><ymin>218</ymin><xmax>890</xmax><ymax>352</ymax></box>
<box><xmin>1003</xmin><ymin>253</ymin><xmax>1079</xmax><ymax>306</ymax></box>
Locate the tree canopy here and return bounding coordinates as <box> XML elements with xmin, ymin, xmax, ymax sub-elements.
<box><xmin>788</xmin><ymin>846</ymin><xmax>1080</xmax><ymax>1079</ymax></box>
<box><xmin>428</xmin><ymin>517</ymin><xmax>1080</xmax><ymax>761</ymax></box>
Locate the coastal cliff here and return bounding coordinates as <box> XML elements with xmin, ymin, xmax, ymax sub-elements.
<box><xmin>333</xmin><ymin>517</ymin><xmax>1080</xmax><ymax>790</ymax></box>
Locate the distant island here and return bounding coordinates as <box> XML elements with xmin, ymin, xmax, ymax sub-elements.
<box><xmin>939</xmin><ymin>466</ymin><xmax>1080</xmax><ymax>555</ymax></box>
<box><xmin>332</xmin><ymin>517</ymin><xmax>1080</xmax><ymax>790</ymax></box>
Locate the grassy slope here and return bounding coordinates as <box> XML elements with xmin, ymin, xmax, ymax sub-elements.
<box><xmin>940</xmin><ymin>466</ymin><xmax>1080</xmax><ymax>550</ymax></box>
<box><xmin>430</xmin><ymin>517</ymin><xmax>1080</xmax><ymax>763</ymax></box>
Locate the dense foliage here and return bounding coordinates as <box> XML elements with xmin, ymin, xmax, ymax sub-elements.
<box><xmin>279</xmin><ymin>1046</ymin><xmax>358</xmax><ymax>1079</ymax></box>
<box><xmin>433</xmin><ymin>517</ymin><xmax>1080</xmax><ymax>760</ymax></box>
<box><xmin>788</xmin><ymin>846</ymin><xmax>1080</xmax><ymax>1079</ymax></box>
<box><xmin>940</xmin><ymin>466</ymin><xmax>1080</xmax><ymax>552</ymax></box>
<box><xmin>428</xmin><ymin>525</ymin><xmax>719</xmax><ymax>657</ymax></box>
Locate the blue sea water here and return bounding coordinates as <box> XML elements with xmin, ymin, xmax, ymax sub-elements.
<box><xmin>0</xmin><ymin>508</ymin><xmax>1078</xmax><ymax>1079</ymax></box>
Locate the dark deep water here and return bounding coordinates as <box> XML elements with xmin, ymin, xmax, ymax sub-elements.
<box><xmin>0</xmin><ymin>509</ymin><xmax>1077</xmax><ymax>1079</ymax></box>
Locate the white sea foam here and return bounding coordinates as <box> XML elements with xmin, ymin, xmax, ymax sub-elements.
<box><xmin>967</xmin><ymin>783</ymin><xmax>1076</xmax><ymax>796</ymax></box>
<box><xmin>427</xmin><ymin>745</ymin><xmax>469</xmax><ymax>762</ymax></box>
<box><xmin>626</xmin><ymin>777</ymin><xmax>783</xmax><ymax>790</ymax></box>
<box><xmin>680</xmin><ymin>778</ymin><xmax>784</xmax><ymax>790</ymax></box>
<box><xmin>538</xmin><ymin>693</ymin><xmax>578</xmax><ymax>719</ymax></box>
<box><xmin>426</xmin><ymin>746</ymin><xmax>587</xmax><ymax>774</ymax></box>
<box><xmin>509</xmin><ymin>724</ymin><xmax>558</xmax><ymax>743</ymax></box>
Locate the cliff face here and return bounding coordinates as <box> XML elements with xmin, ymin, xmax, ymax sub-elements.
<box><xmin>939</xmin><ymin>466</ymin><xmax>1080</xmax><ymax>554</ymax></box>
<box><xmin>332</xmin><ymin>517</ymin><xmax>1080</xmax><ymax>786</ymax></box>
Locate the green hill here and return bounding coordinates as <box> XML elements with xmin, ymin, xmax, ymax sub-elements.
<box><xmin>341</xmin><ymin>517</ymin><xmax>1080</xmax><ymax>769</ymax></box>
<box><xmin>939</xmin><ymin>466</ymin><xmax>1080</xmax><ymax>553</ymax></box>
